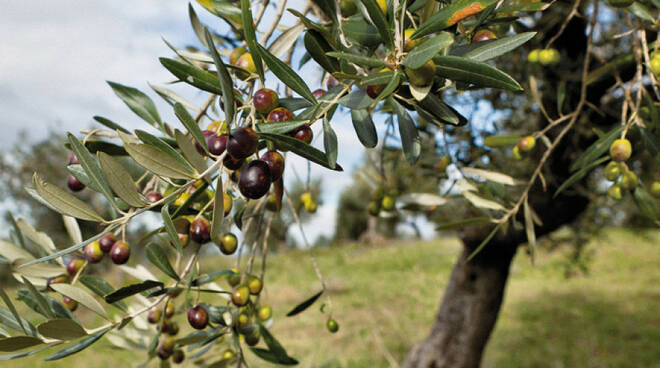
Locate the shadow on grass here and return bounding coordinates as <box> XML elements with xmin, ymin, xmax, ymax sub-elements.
<box><xmin>485</xmin><ymin>290</ymin><xmax>660</xmax><ymax>368</ymax></box>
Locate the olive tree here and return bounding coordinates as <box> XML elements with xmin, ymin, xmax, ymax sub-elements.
<box><xmin>0</xmin><ymin>0</ymin><xmax>658</xmax><ymax>367</ymax></box>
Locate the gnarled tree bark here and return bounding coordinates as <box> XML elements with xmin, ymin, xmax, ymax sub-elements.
<box><xmin>401</xmin><ymin>238</ymin><xmax>517</xmax><ymax>368</ymax></box>
<box><xmin>402</xmin><ymin>186</ymin><xmax>589</xmax><ymax>368</ymax></box>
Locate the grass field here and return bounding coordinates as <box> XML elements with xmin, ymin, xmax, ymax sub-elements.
<box><xmin>3</xmin><ymin>229</ymin><xmax>660</xmax><ymax>367</ymax></box>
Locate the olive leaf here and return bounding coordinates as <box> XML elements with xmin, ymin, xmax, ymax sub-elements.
<box><xmin>322</xmin><ymin>118</ymin><xmax>338</xmax><ymax>169</ymax></box>
<box><xmin>286</xmin><ymin>290</ymin><xmax>323</xmax><ymax>317</ymax></box>
<box><xmin>145</xmin><ymin>242</ymin><xmax>180</xmax><ymax>281</ymax></box>
<box><xmin>98</xmin><ymin>152</ymin><xmax>146</xmax><ymax>208</ymax></box>
<box><xmin>258</xmin><ymin>133</ymin><xmax>342</xmax><ymax>171</ymax></box>
<box><xmin>123</xmin><ymin>143</ymin><xmax>195</xmax><ymax>180</ymax></box>
<box><xmin>79</xmin><ymin>275</ymin><xmax>128</xmax><ymax>312</ymax></box>
<box><xmin>392</xmin><ymin>99</ymin><xmax>421</xmax><ymax>165</ymax></box>
<box><xmin>44</xmin><ymin>327</ymin><xmax>111</xmax><ymax>361</ymax></box>
<box><xmin>360</xmin><ymin>0</ymin><xmax>393</xmax><ymax>47</ymax></box>
<box><xmin>204</xmin><ymin>28</ymin><xmax>236</xmax><ymax>124</ymax></box>
<box><xmin>160</xmin><ymin>57</ymin><xmax>223</xmax><ymax>94</ymax></box>
<box><xmin>412</xmin><ymin>0</ymin><xmax>498</xmax><ymax>39</ymax></box>
<box><xmin>326</xmin><ymin>52</ymin><xmax>388</xmax><ymax>68</ymax></box>
<box><xmin>67</xmin><ymin>133</ymin><xmax>118</xmax><ymax>211</ymax></box>
<box><xmin>37</xmin><ymin>319</ymin><xmax>87</xmax><ymax>341</ymax></box>
<box><xmin>174</xmin><ymin>103</ymin><xmax>209</xmax><ymax>155</ymax></box>
<box><xmin>256</xmin><ymin>44</ymin><xmax>317</xmax><ymax>104</ymax></box>
<box><xmin>434</xmin><ymin>56</ymin><xmax>523</xmax><ymax>91</ymax></box>
<box><xmin>0</xmin><ymin>289</ymin><xmax>27</xmax><ymax>335</ymax></box>
<box><xmin>31</xmin><ymin>174</ymin><xmax>105</xmax><ymax>223</ymax></box>
<box><xmin>104</xmin><ymin>280</ymin><xmax>164</xmax><ymax>304</ymax></box>
<box><xmin>49</xmin><ymin>284</ymin><xmax>109</xmax><ymax>320</ymax></box>
<box><xmin>240</xmin><ymin>0</ymin><xmax>265</xmax><ymax>81</ymax></box>
<box><xmin>107</xmin><ymin>81</ymin><xmax>162</xmax><ymax>129</ymax></box>
<box><xmin>570</xmin><ymin>125</ymin><xmax>625</xmax><ymax>171</ymax></box>
<box><xmin>0</xmin><ymin>336</ymin><xmax>43</xmax><ymax>352</ymax></box>
<box><xmin>401</xmin><ymin>32</ymin><xmax>454</xmax><ymax>69</ymax></box>
<box><xmin>351</xmin><ymin>109</ymin><xmax>378</xmax><ymax>148</ymax></box>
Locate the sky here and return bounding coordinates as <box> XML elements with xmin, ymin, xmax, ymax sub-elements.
<box><xmin>0</xmin><ymin>1</ymin><xmax>436</xmax><ymax>243</ymax></box>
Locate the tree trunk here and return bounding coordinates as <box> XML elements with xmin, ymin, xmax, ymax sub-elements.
<box><xmin>401</xmin><ymin>2</ymin><xmax>643</xmax><ymax>365</ymax></box>
<box><xmin>402</xmin><ymin>238</ymin><xmax>517</xmax><ymax>368</ymax></box>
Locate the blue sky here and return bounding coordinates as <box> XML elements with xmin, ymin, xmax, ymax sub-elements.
<box><xmin>1</xmin><ymin>1</ymin><xmax>418</xmax><ymax>243</ymax></box>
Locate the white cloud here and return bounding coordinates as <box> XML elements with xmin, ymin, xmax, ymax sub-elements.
<box><xmin>0</xmin><ymin>1</ymin><xmax>196</xmax><ymax>145</ymax></box>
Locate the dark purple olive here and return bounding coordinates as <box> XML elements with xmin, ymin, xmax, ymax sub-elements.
<box><xmin>260</xmin><ymin>151</ymin><xmax>285</xmax><ymax>181</ymax></box>
<box><xmin>227</xmin><ymin>127</ymin><xmax>258</xmax><ymax>159</ymax></box>
<box><xmin>223</xmin><ymin>155</ymin><xmax>245</xmax><ymax>171</ymax></box>
<box><xmin>195</xmin><ymin>130</ymin><xmax>215</xmax><ymax>155</ymax></box>
<box><xmin>67</xmin><ymin>174</ymin><xmax>85</xmax><ymax>192</ymax></box>
<box><xmin>326</xmin><ymin>76</ymin><xmax>339</xmax><ymax>89</ymax></box>
<box><xmin>238</xmin><ymin>160</ymin><xmax>272</xmax><ymax>199</ymax></box>
<box><xmin>145</xmin><ymin>191</ymin><xmax>163</xmax><ymax>203</ymax></box>
<box><xmin>266</xmin><ymin>107</ymin><xmax>294</xmax><ymax>122</ymax></box>
<box><xmin>208</xmin><ymin>134</ymin><xmax>228</xmax><ymax>156</ymax></box>
<box><xmin>292</xmin><ymin>124</ymin><xmax>313</xmax><ymax>144</ymax></box>
<box><xmin>172</xmin><ymin>349</ymin><xmax>185</xmax><ymax>363</ymax></box>
<box><xmin>98</xmin><ymin>233</ymin><xmax>117</xmax><ymax>253</ymax></box>
<box><xmin>110</xmin><ymin>241</ymin><xmax>130</xmax><ymax>265</ymax></box>
<box><xmin>66</xmin><ymin>259</ymin><xmax>84</xmax><ymax>277</ymax></box>
<box><xmin>189</xmin><ymin>218</ymin><xmax>211</xmax><ymax>244</ymax></box>
<box><xmin>187</xmin><ymin>305</ymin><xmax>209</xmax><ymax>330</ymax></box>
<box><xmin>253</xmin><ymin>88</ymin><xmax>279</xmax><ymax>115</ymax></box>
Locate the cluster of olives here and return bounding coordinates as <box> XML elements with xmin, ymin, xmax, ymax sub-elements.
<box><xmin>156</xmin><ymin>337</ymin><xmax>186</xmax><ymax>364</ymax></box>
<box><xmin>176</xmin><ymin>214</ymin><xmax>240</xmax><ymax>255</ymax></box>
<box><xmin>528</xmin><ymin>48</ymin><xmax>561</xmax><ymax>66</ymax></box>
<box><xmin>368</xmin><ymin>186</ymin><xmax>398</xmax><ymax>216</ymax></box>
<box><xmin>254</xmin><ymin>87</ymin><xmax>314</xmax><ymax>144</ymax></box>
<box><xmin>81</xmin><ymin>232</ymin><xmax>131</xmax><ymax>265</ymax></box>
<box><xmin>605</xmin><ymin>138</ymin><xmax>639</xmax><ymax>200</ymax></box>
<box><xmin>300</xmin><ymin>191</ymin><xmax>318</xmax><ymax>213</ymax></box>
<box><xmin>45</xmin><ymin>234</ymin><xmax>130</xmax><ymax>312</ymax></box>
<box><xmin>194</xmin><ymin>122</ymin><xmax>271</xmax><ymax>200</ymax></box>
<box><xmin>231</xmin><ymin>48</ymin><xmax>316</xmax><ymax>143</ymax></box>
<box><xmin>513</xmin><ymin>136</ymin><xmax>536</xmax><ymax>160</ymax></box>
<box><xmin>190</xmin><ymin>79</ymin><xmax>322</xmax><ymax>203</ymax></box>
<box><xmin>149</xmin><ymin>299</ymin><xmax>186</xmax><ymax>362</ymax></box>
<box><xmin>229</xmin><ymin>276</ymin><xmax>273</xmax><ymax>346</ymax></box>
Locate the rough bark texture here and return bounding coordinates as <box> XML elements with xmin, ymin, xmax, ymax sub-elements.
<box><xmin>402</xmin><ymin>184</ymin><xmax>589</xmax><ymax>368</ymax></box>
<box><xmin>402</xmin><ymin>240</ymin><xmax>517</xmax><ymax>368</ymax></box>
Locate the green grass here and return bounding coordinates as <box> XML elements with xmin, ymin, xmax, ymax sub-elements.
<box><xmin>3</xmin><ymin>229</ymin><xmax>660</xmax><ymax>367</ymax></box>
